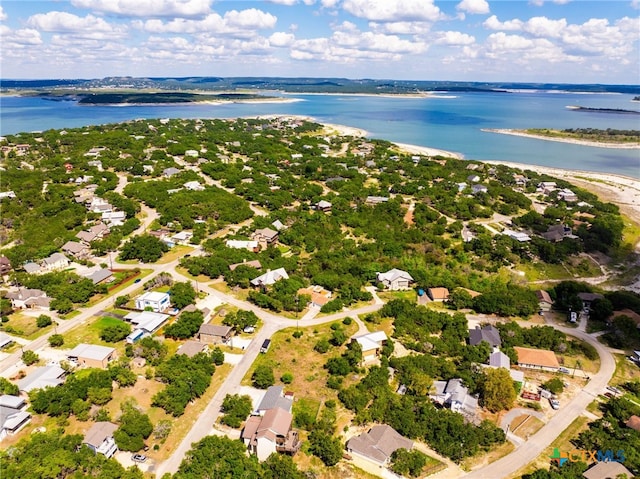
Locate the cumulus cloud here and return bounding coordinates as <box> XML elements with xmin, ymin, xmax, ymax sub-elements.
<box><xmin>71</xmin><ymin>0</ymin><xmax>212</xmax><ymax>17</ymax></box>
<box><xmin>342</xmin><ymin>0</ymin><xmax>442</xmax><ymax>22</ymax></box>
<box><xmin>0</xmin><ymin>6</ymin><xmax>7</xmax><ymax>22</ymax></box>
<box><xmin>2</xmin><ymin>27</ymin><xmax>43</xmax><ymax>46</ymax></box>
<box><xmin>27</xmin><ymin>11</ymin><xmax>126</xmax><ymax>37</ymax></box>
<box><xmin>135</xmin><ymin>9</ymin><xmax>276</xmax><ymax>35</ymax></box>
<box><xmin>369</xmin><ymin>21</ymin><xmax>431</xmax><ymax>35</ymax></box>
<box><xmin>268</xmin><ymin>0</ymin><xmax>298</xmax><ymax>4</ymax></box>
<box><xmin>435</xmin><ymin>31</ymin><xmax>475</xmax><ymax>45</ymax></box>
<box><xmin>483</xmin><ymin>15</ymin><xmax>523</xmax><ymax>31</ymax></box>
<box><xmin>456</xmin><ymin>0</ymin><xmax>490</xmax><ymax>15</ymax></box>
<box><xmin>269</xmin><ymin>31</ymin><xmax>295</xmax><ymax>47</ymax></box>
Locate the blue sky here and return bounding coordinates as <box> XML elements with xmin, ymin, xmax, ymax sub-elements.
<box><xmin>1</xmin><ymin>1</ymin><xmax>638</xmax><ymax>83</ymax></box>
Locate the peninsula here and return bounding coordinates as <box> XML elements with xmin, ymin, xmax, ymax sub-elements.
<box><xmin>483</xmin><ymin>128</ymin><xmax>640</xmax><ymax>149</ymax></box>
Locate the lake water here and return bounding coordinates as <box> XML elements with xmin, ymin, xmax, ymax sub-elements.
<box><xmin>1</xmin><ymin>91</ymin><xmax>639</xmax><ymax>178</ymax></box>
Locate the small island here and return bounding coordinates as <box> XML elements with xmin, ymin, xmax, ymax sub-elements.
<box><xmin>483</xmin><ymin>128</ymin><xmax>640</xmax><ymax>149</ymax></box>
<box><xmin>566</xmin><ymin>105</ymin><xmax>640</xmax><ymax>114</ymax></box>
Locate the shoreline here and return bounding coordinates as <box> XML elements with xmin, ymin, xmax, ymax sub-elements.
<box><xmin>484</xmin><ymin>128</ymin><xmax>640</xmax><ymax>149</ymax></box>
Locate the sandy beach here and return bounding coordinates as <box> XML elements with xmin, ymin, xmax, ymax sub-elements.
<box><xmin>393</xmin><ymin>142</ymin><xmax>464</xmax><ymax>160</ymax></box>
<box><xmin>483</xmin><ymin>128</ymin><xmax>640</xmax><ymax>149</ymax></box>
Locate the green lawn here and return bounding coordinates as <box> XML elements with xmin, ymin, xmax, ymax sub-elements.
<box><xmin>63</xmin><ymin>316</ymin><xmax>128</xmax><ymax>350</ymax></box>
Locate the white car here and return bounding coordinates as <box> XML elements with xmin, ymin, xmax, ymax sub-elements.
<box><xmin>549</xmin><ymin>398</ymin><xmax>560</xmax><ymax>410</ymax></box>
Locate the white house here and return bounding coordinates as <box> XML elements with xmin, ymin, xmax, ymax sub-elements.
<box><xmin>250</xmin><ymin>268</ymin><xmax>289</xmax><ymax>287</ymax></box>
<box><xmin>135</xmin><ymin>291</ymin><xmax>170</xmax><ymax>312</ymax></box>
<box><xmin>83</xmin><ymin>422</ymin><xmax>118</xmax><ymax>458</ymax></box>
<box><xmin>376</xmin><ymin>269</ymin><xmax>414</xmax><ymax>290</ymax></box>
<box><xmin>0</xmin><ymin>395</ymin><xmax>30</xmax><ymax>441</ymax></box>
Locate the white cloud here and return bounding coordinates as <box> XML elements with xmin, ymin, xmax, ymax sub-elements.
<box><xmin>269</xmin><ymin>31</ymin><xmax>295</xmax><ymax>47</ymax></box>
<box><xmin>524</xmin><ymin>16</ymin><xmax>567</xmax><ymax>38</ymax></box>
<box><xmin>135</xmin><ymin>9</ymin><xmax>276</xmax><ymax>35</ymax></box>
<box><xmin>456</xmin><ymin>0</ymin><xmax>489</xmax><ymax>15</ymax></box>
<box><xmin>27</xmin><ymin>11</ymin><xmax>126</xmax><ymax>37</ymax></box>
<box><xmin>369</xmin><ymin>21</ymin><xmax>431</xmax><ymax>35</ymax></box>
<box><xmin>268</xmin><ymin>0</ymin><xmax>298</xmax><ymax>4</ymax></box>
<box><xmin>0</xmin><ymin>6</ymin><xmax>7</xmax><ymax>22</ymax></box>
<box><xmin>342</xmin><ymin>0</ymin><xmax>442</xmax><ymax>22</ymax></box>
<box><xmin>2</xmin><ymin>27</ymin><xmax>43</xmax><ymax>46</ymax></box>
<box><xmin>483</xmin><ymin>15</ymin><xmax>523</xmax><ymax>31</ymax></box>
<box><xmin>70</xmin><ymin>0</ymin><xmax>212</xmax><ymax>17</ymax></box>
<box><xmin>632</xmin><ymin>0</ymin><xmax>640</xmax><ymax>10</ymax></box>
<box><xmin>435</xmin><ymin>31</ymin><xmax>475</xmax><ymax>45</ymax></box>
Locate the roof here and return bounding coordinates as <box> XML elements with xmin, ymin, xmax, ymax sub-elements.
<box><xmin>0</xmin><ymin>395</ymin><xmax>25</xmax><ymax>409</ymax></box>
<box><xmin>6</xmin><ymin>288</ymin><xmax>46</xmax><ymax>301</ymax></box>
<box><xmin>23</xmin><ymin>262</ymin><xmax>41</xmax><ymax>274</ymax></box>
<box><xmin>612</xmin><ymin>310</ymin><xmax>640</xmax><ymax>326</ymax></box>
<box><xmin>241</xmin><ymin>415</ymin><xmax>262</xmax><ymax>442</ymax></box>
<box><xmin>353</xmin><ymin>331</ymin><xmax>388</xmax><ymax>352</ymax></box>
<box><xmin>177</xmin><ymin>340</ymin><xmax>207</xmax><ymax>357</ymax></box>
<box><xmin>578</xmin><ymin>292</ymin><xmax>604</xmax><ymax>302</ymax></box>
<box><xmin>17</xmin><ymin>365</ymin><xmax>65</xmax><ymax>392</ymax></box>
<box><xmin>62</xmin><ymin>241</ymin><xmax>87</xmax><ymax>254</ymax></box>
<box><xmin>84</xmin><ymin>422</ymin><xmax>118</xmax><ymax>448</ymax></box>
<box><xmin>125</xmin><ymin>311</ymin><xmax>170</xmax><ymax>333</ymax></box>
<box><xmin>0</xmin><ymin>333</ymin><xmax>13</xmax><ymax>348</ymax></box>
<box><xmin>514</xmin><ymin>346</ymin><xmax>560</xmax><ymax>369</ymax></box>
<box><xmin>137</xmin><ymin>291</ymin><xmax>169</xmax><ymax>302</ymax></box>
<box><xmin>489</xmin><ymin>350</ymin><xmax>510</xmax><ymax>369</ymax></box>
<box><xmin>66</xmin><ymin>343</ymin><xmax>115</xmax><ymax>362</ymax></box>
<box><xmin>86</xmin><ymin>269</ymin><xmax>113</xmax><ymax>284</ymax></box>
<box><xmin>253</xmin><ymin>227</ymin><xmax>278</xmax><ymax>241</ymax></box>
<box><xmin>226</xmin><ymin>240</ymin><xmax>259</xmax><ymax>250</ymax></box>
<box><xmin>257</xmin><ymin>386</ymin><xmax>293</xmax><ymax>413</ymax></box>
<box><xmin>0</xmin><ymin>408</ymin><xmax>30</xmax><ymax>432</ymax></box>
<box><xmin>536</xmin><ymin>290</ymin><xmax>553</xmax><ymax>304</ymax></box>
<box><xmin>43</xmin><ymin>253</ymin><xmax>68</xmax><ymax>265</ymax></box>
<box><xmin>625</xmin><ymin>415</ymin><xmax>640</xmax><ymax>432</ymax></box>
<box><xmin>257</xmin><ymin>407</ymin><xmax>292</xmax><ymax>438</ymax></box>
<box><xmin>317</xmin><ymin>200</ymin><xmax>332</xmax><ymax>209</ymax></box>
<box><xmin>582</xmin><ymin>461</ymin><xmax>634</xmax><ymax>479</ymax></box>
<box><xmin>469</xmin><ymin>325</ymin><xmax>501</xmax><ymax>347</ymax></box>
<box><xmin>347</xmin><ymin>425</ymin><xmax>413</xmax><ymax>465</ymax></box>
<box><xmin>377</xmin><ymin>268</ymin><xmax>413</xmax><ymax>283</ymax></box>
<box><xmin>198</xmin><ymin>324</ymin><xmax>232</xmax><ymax>337</ymax></box>
<box><xmin>428</xmin><ymin>287</ymin><xmax>450</xmax><ymax>301</ymax></box>
<box><xmin>458</xmin><ymin>287</ymin><xmax>481</xmax><ymax>298</ymax></box>
<box><xmin>271</xmin><ymin>220</ymin><xmax>285</xmax><ymax>230</ymax></box>
<box><xmin>250</xmin><ymin>268</ymin><xmax>289</xmax><ymax>287</ymax></box>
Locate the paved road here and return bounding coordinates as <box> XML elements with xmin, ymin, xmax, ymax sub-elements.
<box><xmin>463</xmin><ymin>319</ymin><xmax>616</xmax><ymax>479</ymax></box>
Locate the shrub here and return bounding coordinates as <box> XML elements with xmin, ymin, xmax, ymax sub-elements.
<box><xmin>48</xmin><ymin>334</ymin><xmax>64</xmax><ymax>347</ymax></box>
<box><xmin>36</xmin><ymin>315</ymin><xmax>53</xmax><ymax>328</ymax></box>
<box><xmin>281</xmin><ymin>372</ymin><xmax>294</xmax><ymax>384</ymax></box>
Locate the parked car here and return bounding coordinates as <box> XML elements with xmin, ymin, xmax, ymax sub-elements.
<box><xmin>243</xmin><ymin>326</ymin><xmax>255</xmax><ymax>334</ymax></box>
<box><xmin>131</xmin><ymin>454</ymin><xmax>147</xmax><ymax>463</ymax></box>
<box><xmin>549</xmin><ymin>398</ymin><xmax>560</xmax><ymax>410</ymax></box>
<box><xmin>558</xmin><ymin>367</ymin><xmax>570</xmax><ymax>374</ymax></box>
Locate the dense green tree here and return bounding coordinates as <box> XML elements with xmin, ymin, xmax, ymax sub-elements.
<box><xmin>119</xmin><ymin>234</ymin><xmax>169</xmax><ymax>263</ymax></box>
<box><xmin>0</xmin><ymin>377</ymin><xmax>20</xmax><ymax>395</ymax></box>
<box><xmin>165</xmin><ymin>310</ymin><xmax>203</xmax><ymax>339</ymax></box>
<box><xmin>174</xmin><ymin>435</ymin><xmax>260</xmax><ymax>478</ymax></box>
<box><xmin>114</xmin><ymin>406</ymin><xmax>153</xmax><ymax>452</ymax></box>
<box><xmin>222</xmin><ymin>310</ymin><xmax>259</xmax><ymax>333</ymax></box>
<box><xmin>220</xmin><ymin>394</ymin><xmax>253</xmax><ymax>428</ymax></box>
<box><xmin>100</xmin><ymin>321</ymin><xmax>131</xmax><ymax>342</ymax></box>
<box><xmin>252</xmin><ymin>364</ymin><xmax>275</xmax><ymax>389</ymax></box>
<box><xmin>22</xmin><ymin>349</ymin><xmax>39</xmax><ymax>365</ymax></box>
<box><xmin>481</xmin><ymin>368</ymin><xmax>517</xmax><ymax>412</ymax></box>
<box><xmin>36</xmin><ymin>314</ymin><xmax>53</xmax><ymax>328</ymax></box>
<box><xmin>390</xmin><ymin>448</ymin><xmax>428</xmax><ymax>477</ymax></box>
<box><xmin>308</xmin><ymin>429</ymin><xmax>343</xmax><ymax>466</ymax></box>
<box><xmin>261</xmin><ymin>454</ymin><xmax>305</xmax><ymax>479</ymax></box>
<box><xmin>48</xmin><ymin>333</ymin><xmax>64</xmax><ymax>347</ymax></box>
<box><xmin>170</xmin><ymin>281</ymin><xmax>197</xmax><ymax>309</ymax></box>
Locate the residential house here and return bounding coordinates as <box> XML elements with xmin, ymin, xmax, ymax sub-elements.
<box><xmin>541</xmin><ymin>224</ymin><xmax>574</xmax><ymax>242</ymax></box>
<box><xmin>177</xmin><ymin>340</ymin><xmax>209</xmax><ymax>357</ymax></box>
<box><xmin>23</xmin><ymin>262</ymin><xmax>42</xmax><ymax>274</ymax></box>
<box><xmin>102</xmin><ymin>211</ymin><xmax>126</xmax><ymax>227</ymax></box>
<box><xmin>469</xmin><ymin>325</ymin><xmax>502</xmax><ymax>347</ymax></box>
<box><xmin>461</xmin><ymin>225</ymin><xmax>475</xmax><ymax>243</ymax></box>
<box><xmin>6</xmin><ymin>288</ymin><xmax>51</xmax><ymax>310</ymax></box>
<box><xmin>66</xmin><ymin>343</ymin><xmax>116</xmax><ymax>369</ymax></box>
<box><xmin>582</xmin><ymin>461</ymin><xmax>634</xmax><ymax>479</ymax></box>
<box><xmin>503</xmin><ymin>229</ymin><xmax>531</xmax><ymax>242</ymax></box>
<box><xmin>62</xmin><ymin>240</ymin><xmax>90</xmax><ymax>259</ymax></box>
<box><xmin>0</xmin><ymin>395</ymin><xmax>30</xmax><ymax>441</ymax></box>
<box><xmin>365</xmin><ymin>196</ymin><xmax>389</xmax><ymax>205</ymax></box>
<box><xmin>577</xmin><ymin>292</ymin><xmax>604</xmax><ymax>311</ymax></box>
<box><xmin>271</xmin><ymin>220</ymin><xmax>285</xmax><ymax>231</ymax></box>
<box><xmin>226</xmin><ymin>240</ymin><xmax>259</xmax><ymax>251</ymax></box>
<box><xmin>536</xmin><ymin>290</ymin><xmax>554</xmax><ymax>311</ymax></box>
<box><xmin>427</xmin><ymin>287</ymin><xmax>450</xmax><ymax>302</ymax></box>
<box><xmin>250</xmin><ymin>268</ymin><xmax>289</xmax><ymax>288</ymax></box>
<box><xmin>471</xmin><ymin>184</ymin><xmax>488</xmax><ymax>194</ymax></box>
<box><xmin>488</xmin><ymin>348</ymin><xmax>524</xmax><ymax>383</ymax></box>
<box><xmin>242</xmin><ymin>407</ymin><xmax>301</xmax><ymax>461</ymax></box>
<box><xmin>537</xmin><ymin>182</ymin><xmax>557</xmax><ymax>194</ymax></box>
<box><xmin>163</xmin><ymin>167</ymin><xmax>181</xmax><ymax>177</ymax></box>
<box><xmin>256</xmin><ymin>386</ymin><xmax>294</xmax><ymax>415</ymax></box>
<box><xmin>41</xmin><ymin>253</ymin><xmax>69</xmax><ymax>272</ymax></box>
<box><xmin>17</xmin><ymin>365</ymin><xmax>66</xmax><ymax>393</ymax></box>
<box><xmin>125</xmin><ymin>311</ymin><xmax>170</xmax><ymax>335</ymax></box>
<box><xmin>558</xmin><ymin>188</ymin><xmax>578</xmax><ymax>202</ymax></box>
<box><xmin>431</xmin><ymin>378</ymin><xmax>478</xmax><ymax>420</ymax></box>
<box><xmin>229</xmin><ymin>260</ymin><xmax>262</xmax><ymax>272</ymax></box>
<box><xmin>0</xmin><ymin>191</ymin><xmax>16</xmax><ymax>200</ymax></box>
<box><xmin>316</xmin><ymin>200</ymin><xmax>332</xmax><ymax>212</ymax></box>
<box><xmin>135</xmin><ymin>291</ymin><xmax>170</xmax><ymax>312</ymax></box>
<box><xmin>346</xmin><ymin>425</ymin><xmax>413</xmax><ymax>467</ymax></box>
<box><xmin>184</xmin><ymin>181</ymin><xmax>205</xmax><ymax>191</ymax></box>
<box><xmin>198</xmin><ymin>324</ymin><xmax>233</xmax><ymax>344</ymax></box>
<box><xmin>514</xmin><ymin>346</ymin><xmax>560</xmax><ymax>372</ymax></box>
<box><xmin>467</xmin><ymin>174</ymin><xmax>481</xmax><ymax>183</ymax></box>
<box><xmin>252</xmin><ymin>228</ymin><xmax>279</xmax><ymax>247</ymax></box>
<box><xmin>625</xmin><ymin>415</ymin><xmax>640</xmax><ymax>432</ymax></box>
<box><xmin>86</xmin><ymin>268</ymin><xmax>114</xmax><ymax>285</ymax></box>
<box><xmin>376</xmin><ymin>268</ymin><xmax>414</xmax><ymax>291</ymax></box>
<box><xmin>352</xmin><ymin>331</ymin><xmax>388</xmax><ymax>363</ymax></box>
<box><xmin>171</xmin><ymin>230</ymin><xmax>193</xmax><ymax>245</ymax></box>
<box><xmin>0</xmin><ymin>256</ymin><xmax>12</xmax><ymax>276</ymax></box>
<box><xmin>76</xmin><ymin>223</ymin><xmax>109</xmax><ymax>244</ymax></box>
<box><xmin>297</xmin><ymin>286</ymin><xmax>332</xmax><ymax>309</ymax></box>
<box><xmin>83</xmin><ymin>422</ymin><xmax>118</xmax><ymax>458</ymax></box>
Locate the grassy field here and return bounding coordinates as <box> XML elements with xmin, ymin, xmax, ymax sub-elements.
<box><xmin>158</xmin><ymin>245</ymin><xmax>194</xmax><ymax>264</ymax></box>
<box><xmin>63</xmin><ymin>316</ymin><xmax>128</xmax><ymax>350</ymax></box>
<box><xmin>2</xmin><ymin>312</ymin><xmax>47</xmax><ymax>339</ymax></box>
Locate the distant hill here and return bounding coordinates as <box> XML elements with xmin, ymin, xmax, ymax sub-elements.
<box><xmin>1</xmin><ymin>76</ymin><xmax>639</xmax><ymax>95</ymax></box>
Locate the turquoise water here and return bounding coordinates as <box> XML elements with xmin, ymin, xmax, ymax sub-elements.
<box><xmin>1</xmin><ymin>91</ymin><xmax>639</xmax><ymax>177</ymax></box>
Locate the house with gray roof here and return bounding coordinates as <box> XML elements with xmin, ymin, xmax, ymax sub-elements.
<box><xmin>41</xmin><ymin>253</ymin><xmax>69</xmax><ymax>272</ymax></box>
<box><xmin>83</xmin><ymin>421</ymin><xmax>118</xmax><ymax>458</ymax></box>
<box><xmin>376</xmin><ymin>268</ymin><xmax>414</xmax><ymax>291</ymax></box>
<box><xmin>6</xmin><ymin>288</ymin><xmax>50</xmax><ymax>310</ymax></box>
<box><xmin>431</xmin><ymin>378</ymin><xmax>478</xmax><ymax>420</ymax></box>
<box><xmin>17</xmin><ymin>365</ymin><xmax>66</xmax><ymax>393</ymax></box>
<box><xmin>346</xmin><ymin>425</ymin><xmax>413</xmax><ymax>466</ymax></box>
<box><xmin>0</xmin><ymin>333</ymin><xmax>13</xmax><ymax>349</ymax></box>
<box><xmin>250</xmin><ymin>268</ymin><xmax>289</xmax><ymax>288</ymax></box>
<box><xmin>0</xmin><ymin>395</ymin><xmax>30</xmax><ymax>441</ymax></box>
<box><xmin>197</xmin><ymin>324</ymin><xmax>232</xmax><ymax>344</ymax></box>
<box><xmin>177</xmin><ymin>340</ymin><xmax>208</xmax><ymax>358</ymax></box>
<box><xmin>86</xmin><ymin>268</ymin><xmax>114</xmax><ymax>285</ymax></box>
<box><xmin>61</xmin><ymin>240</ymin><xmax>90</xmax><ymax>259</ymax></box>
<box><xmin>66</xmin><ymin>343</ymin><xmax>116</xmax><ymax>369</ymax></box>
<box><xmin>469</xmin><ymin>324</ymin><xmax>501</xmax><ymax>348</ymax></box>
<box><xmin>489</xmin><ymin>349</ymin><xmax>511</xmax><ymax>369</ymax></box>
<box><xmin>256</xmin><ymin>386</ymin><xmax>293</xmax><ymax>415</ymax></box>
